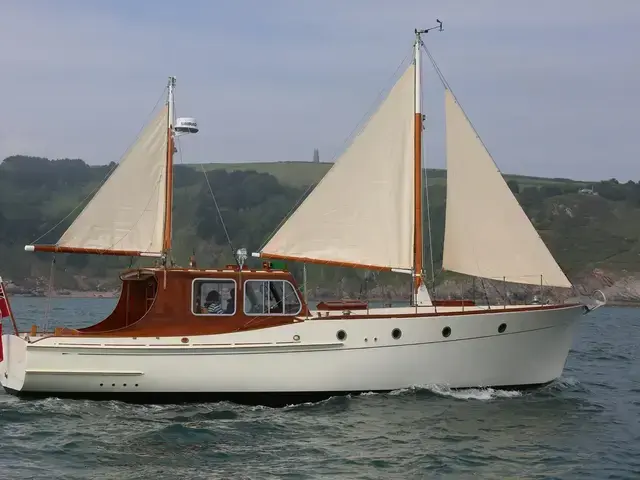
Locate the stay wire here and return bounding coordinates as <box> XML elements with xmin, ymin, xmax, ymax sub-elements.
<box><xmin>257</xmin><ymin>48</ymin><xmax>415</xmax><ymax>251</ymax></box>
<box><xmin>198</xmin><ymin>163</ymin><xmax>238</xmax><ymax>266</ymax></box>
<box><xmin>30</xmin><ymin>86</ymin><xmax>169</xmax><ymax>246</ymax></box>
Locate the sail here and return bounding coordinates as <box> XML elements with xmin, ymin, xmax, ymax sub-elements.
<box><xmin>441</xmin><ymin>89</ymin><xmax>572</xmax><ymax>288</ymax></box>
<box><xmin>258</xmin><ymin>64</ymin><xmax>416</xmax><ymax>270</ymax></box>
<box><xmin>57</xmin><ymin>106</ymin><xmax>169</xmax><ymax>254</ymax></box>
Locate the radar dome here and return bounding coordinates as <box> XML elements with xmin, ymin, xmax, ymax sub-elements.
<box><xmin>175</xmin><ymin>117</ymin><xmax>198</xmax><ymax>134</ymax></box>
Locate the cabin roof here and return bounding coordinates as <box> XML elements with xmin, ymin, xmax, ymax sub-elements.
<box><xmin>119</xmin><ymin>266</ymin><xmax>292</xmax><ymax>280</ymax></box>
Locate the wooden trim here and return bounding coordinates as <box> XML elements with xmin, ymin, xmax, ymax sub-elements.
<box><xmin>413</xmin><ymin>112</ymin><xmax>423</xmax><ymax>290</ymax></box>
<box><xmin>162</xmin><ymin>126</ymin><xmax>174</xmax><ymax>253</ymax></box>
<box><xmin>315</xmin><ymin>303</ymin><xmax>582</xmax><ymax>321</ymax></box>
<box><xmin>30</xmin><ymin>267</ymin><xmax>582</xmax><ymax>339</ymax></box>
<box><xmin>25</xmin><ymin>245</ymin><xmax>161</xmax><ymax>257</ymax></box>
<box><xmin>259</xmin><ymin>252</ymin><xmax>393</xmax><ymax>272</ymax></box>
<box><xmin>317</xmin><ymin>300</ymin><xmax>368</xmax><ymax>311</ymax></box>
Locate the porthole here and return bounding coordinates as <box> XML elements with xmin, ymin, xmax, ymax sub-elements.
<box><xmin>392</xmin><ymin>328</ymin><xmax>402</xmax><ymax>340</ymax></box>
<box><xmin>293</xmin><ymin>334</ymin><xmax>300</xmax><ymax>341</ymax></box>
<box><xmin>112</xmin><ymin>383</ymin><xmax>115</xmax><ymax>387</ymax></box>
<box><xmin>99</xmin><ymin>383</ymin><xmax>103</xmax><ymax>387</ymax></box>
<box><xmin>337</xmin><ymin>330</ymin><xmax>347</xmax><ymax>341</ymax></box>
<box><xmin>135</xmin><ymin>384</ymin><xmax>139</xmax><ymax>387</ymax></box>
<box><xmin>498</xmin><ymin>323</ymin><xmax>507</xmax><ymax>333</ymax></box>
<box><xmin>181</xmin><ymin>337</ymin><xmax>189</xmax><ymax>344</ymax></box>
<box><xmin>442</xmin><ymin>326</ymin><xmax>451</xmax><ymax>338</ymax></box>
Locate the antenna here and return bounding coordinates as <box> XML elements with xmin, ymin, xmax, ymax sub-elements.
<box><xmin>415</xmin><ymin>19</ymin><xmax>443</xmax><ymax>37</ymax></box>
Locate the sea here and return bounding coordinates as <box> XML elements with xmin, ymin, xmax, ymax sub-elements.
<box><xmin>0</xmin><ymin>298</ymin><xmax>638</xmax><ymax>479</ymax></box>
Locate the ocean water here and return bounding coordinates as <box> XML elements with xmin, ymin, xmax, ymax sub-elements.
<box><xmin>0</xmin><ymin>298</ymin><xmax>638</xmax><ymax>479</ymax></box>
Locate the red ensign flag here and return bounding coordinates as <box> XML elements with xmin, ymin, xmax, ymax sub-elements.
<box><xmin>0</xmin><ymin>281</ymin><xmax>6</xmax><ymax>362</ymax></box>
<box><xmin>0</xmin><ymin>282</ymin><xmax>9</xmax><ymax>319</ymax></box>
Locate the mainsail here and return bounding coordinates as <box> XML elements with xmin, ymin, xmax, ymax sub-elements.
<box><xmin>55</xmin><ymin>106</ymin><xmax>169</xmax><ymax>255</ymax></box>
<box><xmin>257</xmin><ymin>64</ymin><xmax>417</xmax><ymax>271</ymax></box>
<box><xmin>441</xmin><ymin>89</ymin><xmax>572</xmax><ymax>288</ymax></box>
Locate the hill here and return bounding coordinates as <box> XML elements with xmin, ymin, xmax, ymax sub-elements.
<box><xmin>189</xmin><ymin>161</ymin><xmax>590</xmax><ymax>191</ymax></box>
<box><xmin>1</xmin><ymin>155</ymin><xmax>640</xmax><ymax>302</ymax></box>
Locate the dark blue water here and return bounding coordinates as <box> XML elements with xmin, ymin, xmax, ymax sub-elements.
<box><xmin>0</xmin><ymin>298</ymin><xmax>638</xmax><ymax>479</ymax></box>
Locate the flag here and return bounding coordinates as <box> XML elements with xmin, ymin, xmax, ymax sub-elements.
<box><xmin>0</xmin><ymin>280</ymin><xmax>9</xmax><ymax>319</ymax></box>
<box><xmin>0</xmin><ymin>279</ymin><xmax>5</xmax><ymax>362</ymax></box>
<box><xmin>0</xmin><ymin>277</ymin><xmax>11</xmax><ymax>362</ymax></box>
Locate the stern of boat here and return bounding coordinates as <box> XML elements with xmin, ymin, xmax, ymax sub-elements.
<box><xmin>0</xmin><ymin>333</ymin><xmax>28</xmax><ymax>393</ymax></box>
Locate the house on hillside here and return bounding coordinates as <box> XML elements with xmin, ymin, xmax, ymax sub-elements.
<box><xmin>578</xmin><ymin>186</ymin><xmax>598</xmax><ymax>196</ymax></box>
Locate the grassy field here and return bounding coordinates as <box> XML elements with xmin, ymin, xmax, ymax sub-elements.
<box><xmin>189</xmin><ymin>162</ymin><xmax>333</xmax><ymax>188</ymax></box>
<box><xmin>187</xmin><ymin>161</ymin><xmax>589</xmax><ymax>190</ymax></box>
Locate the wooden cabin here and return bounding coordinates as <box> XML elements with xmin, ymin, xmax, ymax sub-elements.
<box><xmin>54</xmin><ymin>263</ymin><xmax>309</xmax><ymax>337</ymax></box>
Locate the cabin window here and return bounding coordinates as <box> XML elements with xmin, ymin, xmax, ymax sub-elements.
<box><xmin>192</xmin><ymin>279</ymin><xmax>236</xmax><ymax>315</ymax></box>
<box><xmin>243</xmin><ymin>280</ymin><xmax>302</xmax><ymax>315</ymax></box>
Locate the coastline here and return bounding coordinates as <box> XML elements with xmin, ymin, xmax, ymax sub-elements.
<box><xmin>11</xmin><ymin>290</ymin><xmax>119</xmax><ymax>299</ymax></box>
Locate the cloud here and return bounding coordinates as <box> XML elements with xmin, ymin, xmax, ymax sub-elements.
<box><xmin>1</xmin><ymin>0</ymin><xmax>638</xmax><ymax>181</ymax></box>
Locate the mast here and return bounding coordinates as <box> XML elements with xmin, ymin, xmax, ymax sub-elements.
<box><xmin>413</xmin><ymin>31</ymin><xmax>424</xmax><ymax>294</ymax></box>
<box><xmin>24</xmin><ymin>75</ymin><xmax>198</xmax><ymax>260</ymax></box>
<box><xmin>413</xmin><ymin>22</ymin><xmax>443</xmax><ymax>305</ymax></box>
<box><xmin>162</xmin><ymin>76</ymin><xmax>176</xmax><ymax>261</ymax></box>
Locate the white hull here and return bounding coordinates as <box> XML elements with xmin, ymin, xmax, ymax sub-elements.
<box><xmin>0</xmin><ymin>305</ymin><xmax>584</xmax><ymax>404</ymax></box>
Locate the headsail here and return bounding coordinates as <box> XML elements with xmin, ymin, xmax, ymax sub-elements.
<box><xmin>441</xmin><ymin>89</ymin><xmax>572</xmax><ymax>288</ymax></box>
<box><xmin>55</xmin><ymin>105</ymin><xmax>169</xmax><ymax>255</ymax></box>
<box><xmin>257</xmin><ymin>64</ymin><xmax>416</xmax><ymax>271</ymax></box>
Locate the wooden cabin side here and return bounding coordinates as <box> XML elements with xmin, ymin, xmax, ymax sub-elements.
<box><xmin>77</xmin><ymin>271</ymin><xmax>158</xmax><ymax>333</ymax></box>
<box><xmin>55</xmin><ymin>266</ymin><xmax>309</xmax><ymax>337</ymax></box>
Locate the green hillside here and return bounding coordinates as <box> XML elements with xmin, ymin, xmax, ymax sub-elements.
<box><xmin>1</xmin><ymin>155</ymin><xmax>638</xmax><ymax>298</ymax></box>
<box><xmin>189</xmin><ymin>161</ymin><xmax>332</xmax><ymax>188</ymax></box>
<box><xmin>191</xmin><ymin>161</ymin><xmax>591</xmax><ymax>191</ymax></box>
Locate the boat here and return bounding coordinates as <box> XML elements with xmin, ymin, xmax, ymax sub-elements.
<box><xmin>0</xmin><ymin>25</ymin><xmax>605</xmax><ymax>406</ymax></box>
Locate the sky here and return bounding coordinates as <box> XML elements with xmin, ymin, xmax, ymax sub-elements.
<box><xmin>1</xmin><ymin>0</ymin><xmax>639</xmax><ymax>181</ymax></box>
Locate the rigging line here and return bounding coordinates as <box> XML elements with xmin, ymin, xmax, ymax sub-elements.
<box><xmin>419</xmin><ymin>53</ymin><xmax>436</xmax><ymax>287</ymax></box>
<box><xmin>422</xmin><ymin>43</ymin><xmax>570</xmax><ymax>288</ymax></box>
<box><xmin>29</xmin><ymin>86</ymin><xmax>169</xmax><ymax>246</ymax></box>
<box><xmin>174</xmin><ymin>137</ymin><xmax>227</xmax><ymax>266</ymax></box>
<box><xmin>421</xmin><ymin>41</ymin><xmax>490</xmax><ymax>284</ymax></box>
<box><xmin>422</xmin><ymin>42</ymin><xmax>503</xmax><ymax>175</ymax></box>
<box><xmin>479</xmin><ymin>277</ymin><xmax>491</xmax><ymax>308</ymax></box>
<box><xmin>198</xmin><ymin>163</ymin><xmax>238</xmax><ymax>266</ymax></box>
<box><xmin>42</xmin><ymin>256</ymin><xmax>56</xmax><ymax>332</ymax></box>
<box><xmin>257</xmin><ymin>48</ymin><xmax>414</xmax><ymax>251</ymax></box>
<box><xmin>423</xmin><ymin>170</ymin><xmax>436</xmax><ymax>287</ymax></box>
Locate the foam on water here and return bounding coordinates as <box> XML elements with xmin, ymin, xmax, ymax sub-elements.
<box><xmin>427</xmin><ymin>385</ymin><xmax>523</xmax><ymax>400</ymax></box>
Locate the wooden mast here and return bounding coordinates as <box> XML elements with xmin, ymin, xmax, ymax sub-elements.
<box><xmin>413</xmin><ymin>32</ymin><xmax>424</xmax><ymax>293</ymax></box>
<box><xmin>162</xmin><ymin>76</ymin><xmax>176</xmax><ymax>262</ymax></box>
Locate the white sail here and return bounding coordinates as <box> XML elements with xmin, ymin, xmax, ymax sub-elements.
<box><xmin>442</xmin><ymin>89</ymin><xmax>572</xmax><ymax>288</ymax></box>
<box><xmin>258</xmin><ymin>64</ymin><xmax>416</xmax><ymax>270</ymax></box>
<box><xmin>57</xmin><ymin>106</ymin><xmax>169</xmax><ymax>254</ymax></box>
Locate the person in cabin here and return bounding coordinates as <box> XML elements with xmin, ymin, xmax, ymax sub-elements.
<box><xmin>204</xmin><ymin>290</ymin><xmax>224</xmax><ymax>314</ymax></box>
<box><xmin>225</xmin><ymin>289</ymin><xmax>235</xmax><ymax>314</ymax></box>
